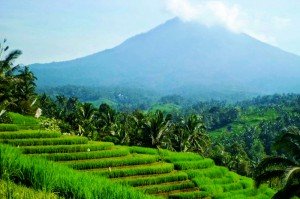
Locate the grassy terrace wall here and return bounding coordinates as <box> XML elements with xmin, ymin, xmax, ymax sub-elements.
<box><xmin>0</xmin><ymin>115</ymin><xmax>276</xmax><ymax>198</ymax></box>
<box><xmin>0</xmin><ymin>144</ymin><xmax>155</xmax><ymax>199</ymax></box>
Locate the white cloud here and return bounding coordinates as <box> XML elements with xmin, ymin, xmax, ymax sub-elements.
<box><xmin>165</xmin><ymin>0</ymin><xmax>290</xmax><ymax>46</ymax></box>
<box><xmin>165</xmin><ymin>0</ymin><xmax>243</xmax><ymax>32</ymax></box>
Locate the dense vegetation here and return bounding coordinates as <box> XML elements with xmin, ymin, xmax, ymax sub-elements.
<box><xmin>1</xmin><ymin>41</ymin><xmax>300</xmax><ymax>198</ymax></box>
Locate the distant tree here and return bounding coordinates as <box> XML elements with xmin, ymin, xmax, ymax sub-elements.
<box><xmin>254</xmin><ymin>126</ymin><xmax>300</xmax><ymax>199</ymax></box>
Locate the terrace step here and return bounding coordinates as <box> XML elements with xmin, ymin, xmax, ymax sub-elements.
<box><xmin>0</xmin><ymin>130</ymin><xmax>61</xmax><ymax>139</ymax></box>
<box><xmin>112</xmin><ymin>171</ymin><xmax>188</xmax><ymax>186</ymax></box>
<box><xmin>168</xmin><ymin>190</ymin><xmax>211</xmax><ymax>199</ymax></box>
<box><xmin>30</xmin><ymin>147</ymin><xmax>130</xmax><ymax>161</ymax></box>
<box><xmin>61</xmin><ymin>154</ymin><xmax>159</xmax><ymax>170</ymax></box>
<box><xmin>0</xmin><ymin>136</ymin><xmax>88</xmax><ymax>146</ymax></box>
<box><xmin>20</xmin><ymin>142</ymin><xmax>114</xmax><ymax>154</ymax></box>
<box><xmin>83</xmin><ymin>162</ymin><xmax>174</xmax><ymax>178</ymax></box>
<box><xmin>136</xmin><ymin>180</ymin><xmax>196</xmax><ymax>194</ymax></box>
<box><xmin>155</xmin><ymin>187</ymin><xmax>200</xmax><ymax>198</ymax></box>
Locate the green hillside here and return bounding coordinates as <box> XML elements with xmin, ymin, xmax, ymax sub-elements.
<box><xmin>0</xmin><ymin>117</ymin><xmax>275</xmax><ymax>199</ymax></box>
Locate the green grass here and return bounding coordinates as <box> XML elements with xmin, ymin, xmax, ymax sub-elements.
<box><xmin>186</xmin><ymin>166</ymin><xmax>229</xmax><ymax>179</ymax></box>
<box><xmin>0</xmin><ymin>144</ymin><xmax>156</xmax><ymax>199</ymax></box>
<box><xmin>174</xmin><ymin>159</ymin><xmax>215</xmax><ymax>170</ymax></box>
<box><xmin>34</xmin><ymin>147</ymin><xmax>130</xmax><ymax>161</ymax></box>
<box><xmin>163</xmin><ymin>151</ymin><xmax>203</xmax><ymax>163</ymax></box>
<box><xmin>137</xmin><ymin>180</ymin><xmax>195</xmax><ymax>194</ymax></box>
<box><xmin>87</xmin><ymin>162</ymin><xmax>174</xmax><ymax>178</ymax></box>
<box><xmin>20</xmin><ymin>142</ymin><xmax>114</xmax><ymax>154</ymax></box>
<box><xmin>129</xmin><ymin>146</ymin><xmax>160</xmax><ymax>155</ymax></box>
<box><xmin>0</xmin><ymin>124</ymin><xmax>19</xmax><ymax>131</ymax></box>
<box><xmin>0</xmin><ymin>130</ymin><xmax>61</xmax><ymax>139</ymax></box>
<box><xmin>113</xmin><ymin>171</ymin><xmax>188</xmax><ymax>187</ymax></box>
<box><xmin>62</xmin><ymin>154</ymin><xmax>159</xmax><ymax>170</ymax></box>
<box><xmin>8</xmin><ymin>112</ymin><xmax>39</xmax><ymax>130</ymax></box>
<box><xmin>0</xmin><ymin>136</ymin><xmax>88</xmax><ymax>146</ymax></box>
<box><xmin>0</xmin><ymin>180</ymin><xmax>59</xmax><ymax>199</ymax></box>
<box><xmin>169</xmin><ymin>191</ymin><xmax>209</xmax><ymax>199</ymax></box>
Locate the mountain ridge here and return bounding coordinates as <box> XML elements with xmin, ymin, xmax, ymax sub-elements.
<box><xmin>30</xmin><ymin>17</ymin><xmax>300</xmax><ymax>96</ymax></box>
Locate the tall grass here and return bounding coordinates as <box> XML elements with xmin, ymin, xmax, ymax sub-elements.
<box><xmin>88</xmin><ymin>163</ymin><xmax>174</xmax><ymax>178</ymax></box>
<box><xmin>0</xmin><ymin>144</ymin><xmax>156</xmax><ymax>199</ymax></box>
<box><xmin>0</xmin><ymin>124</ymin><xmax>19</xmax><ymax>132</ymax></box>
<box><xmin>114</xmin><ymin>171</ymin><xmax>188</xmax><ymax>186</ymax></box>
<box><xmin>8</xmin><ymin>112</ymin><xmax>39</xmax><ymax>130</ymax></box>
<box><xmin>129</xmin><ymin>146</ymin><xmax>159</xmax><ymax>155</ymax></box>
<box><xmin>137</xmin><ymin>180</ymin><xmax>195</xmax><ymax>194</ymax></box>
<box><xmin>186</xmin><ymin>166</ymin><xmax>228</xmax><ymax>179</ymax></box>
<box><xmin>21</xmin><ymin>142</ymin><xmax>114</xmax><ymax>154</ymax></box>
<box><xmin>174</xmin><ymin>159</ymin><xmax>214</xmax><ymax>170</ymax></box>
<box><xmin>0</xmin><ymin>180</ymin><xmax>59</xmax><ymax>199</ymax></box>
<box><xmin>169</xmin><ymin>191</ymin><xmax>209</xmax><ymax>199</ymax></box>
<box><xmin>62</xmin><ymin>154</ymin><xmax>159</xmax><ymax>170</ymax></box>
<box><xmin>34</xmin><ymin>147</ymin><xmax>130</xmax><ymax>161</ymax></box>
<box><xmin>163</xmin><ymin>151</ymin><xmax>203</xmax><ymax>163</ymax></box>
<box><xmin>0</xmin><ymin>130</ymin><xmax>61</xmax><ymax>139</ymax></box>
<box><xmin>0</xmin><ymin>136</ymin><xmax>88</xmax><ymax>146</ymax></box>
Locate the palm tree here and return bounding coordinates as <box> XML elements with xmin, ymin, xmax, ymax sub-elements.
<box><xmin>141</xmin><ymin>110</ymin><xmax>172</xmax><ymax>148</ymax></box>
<box><xmin>171</xmin><ymin>114</ymin><xmax>210</xmax><ymax>154</ymax></box>
<box><xmin>0</xmin><ymin>39</ymin><xmax>23</xmax><ymax>115</ymax></box>
<box><xmin>254</xmin><ymin>126</ymin><xmax>300</xmax><ymax>199</ymax></box>
<box><xmin>77</xmin><ymin>103</ymin><xmax>96</xmax><ymax>138</ymax></box>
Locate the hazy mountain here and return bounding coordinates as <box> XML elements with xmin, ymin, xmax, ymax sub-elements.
<box><xmin>30</xmin><ymin>18</ymin><xmax>300</xmax><ymax>97</ymax></box>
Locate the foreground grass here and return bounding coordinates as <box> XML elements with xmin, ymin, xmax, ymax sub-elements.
<box><xmin>0</xmin><ymin>144</ymin><xmax>156</xmax><ymax>199</ymax></box>
<box><xmin>0</xmin><ymin>180</ymin><xmax>59</xmax><ymax>199</ymax></box>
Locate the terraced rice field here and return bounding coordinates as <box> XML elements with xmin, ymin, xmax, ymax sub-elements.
<box><xmin>0</xmin><ymin>127</ymin><xmax>275</xmax><ymax>198</ymax></box>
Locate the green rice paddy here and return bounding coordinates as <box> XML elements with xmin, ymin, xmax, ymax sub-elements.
<box><xmin>0</xmin><ymin>119</ymin><xmax>275</xmax><ymax>198</ymax></box>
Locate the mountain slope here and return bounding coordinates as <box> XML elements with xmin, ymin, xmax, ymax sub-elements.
<box><xmin>30</xmin><ymin>18</ymin><xmax>300</xmax><ymax>95</ymax></box>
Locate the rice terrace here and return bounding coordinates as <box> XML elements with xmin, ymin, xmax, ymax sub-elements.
<box><xmin>0</xmin><ymin>1</ymin><xmax>300</xmax><ymax>199</ymax></box>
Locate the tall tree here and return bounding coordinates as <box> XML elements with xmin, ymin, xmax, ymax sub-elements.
<box><xmin>254</xmin><ymin>126</ymin><xmax>300</xmax><ymax>199</ymax></box>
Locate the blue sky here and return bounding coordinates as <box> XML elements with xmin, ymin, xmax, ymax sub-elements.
<box><xmin>0</xmin><ymin>0</ymin><xmax>300</xmax><ymax>64</ymax></box>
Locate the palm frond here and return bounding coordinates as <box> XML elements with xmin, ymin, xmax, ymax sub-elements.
<box><xmin>254</xmin><ymin>169</ymin><xmax>285</xmax><ymax>187</ymax></box>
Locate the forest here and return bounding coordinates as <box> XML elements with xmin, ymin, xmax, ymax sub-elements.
<box><xmin>0</xmin><ymin>41</ymin><xmax>300</xmax><ymax>198</ymax></box>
